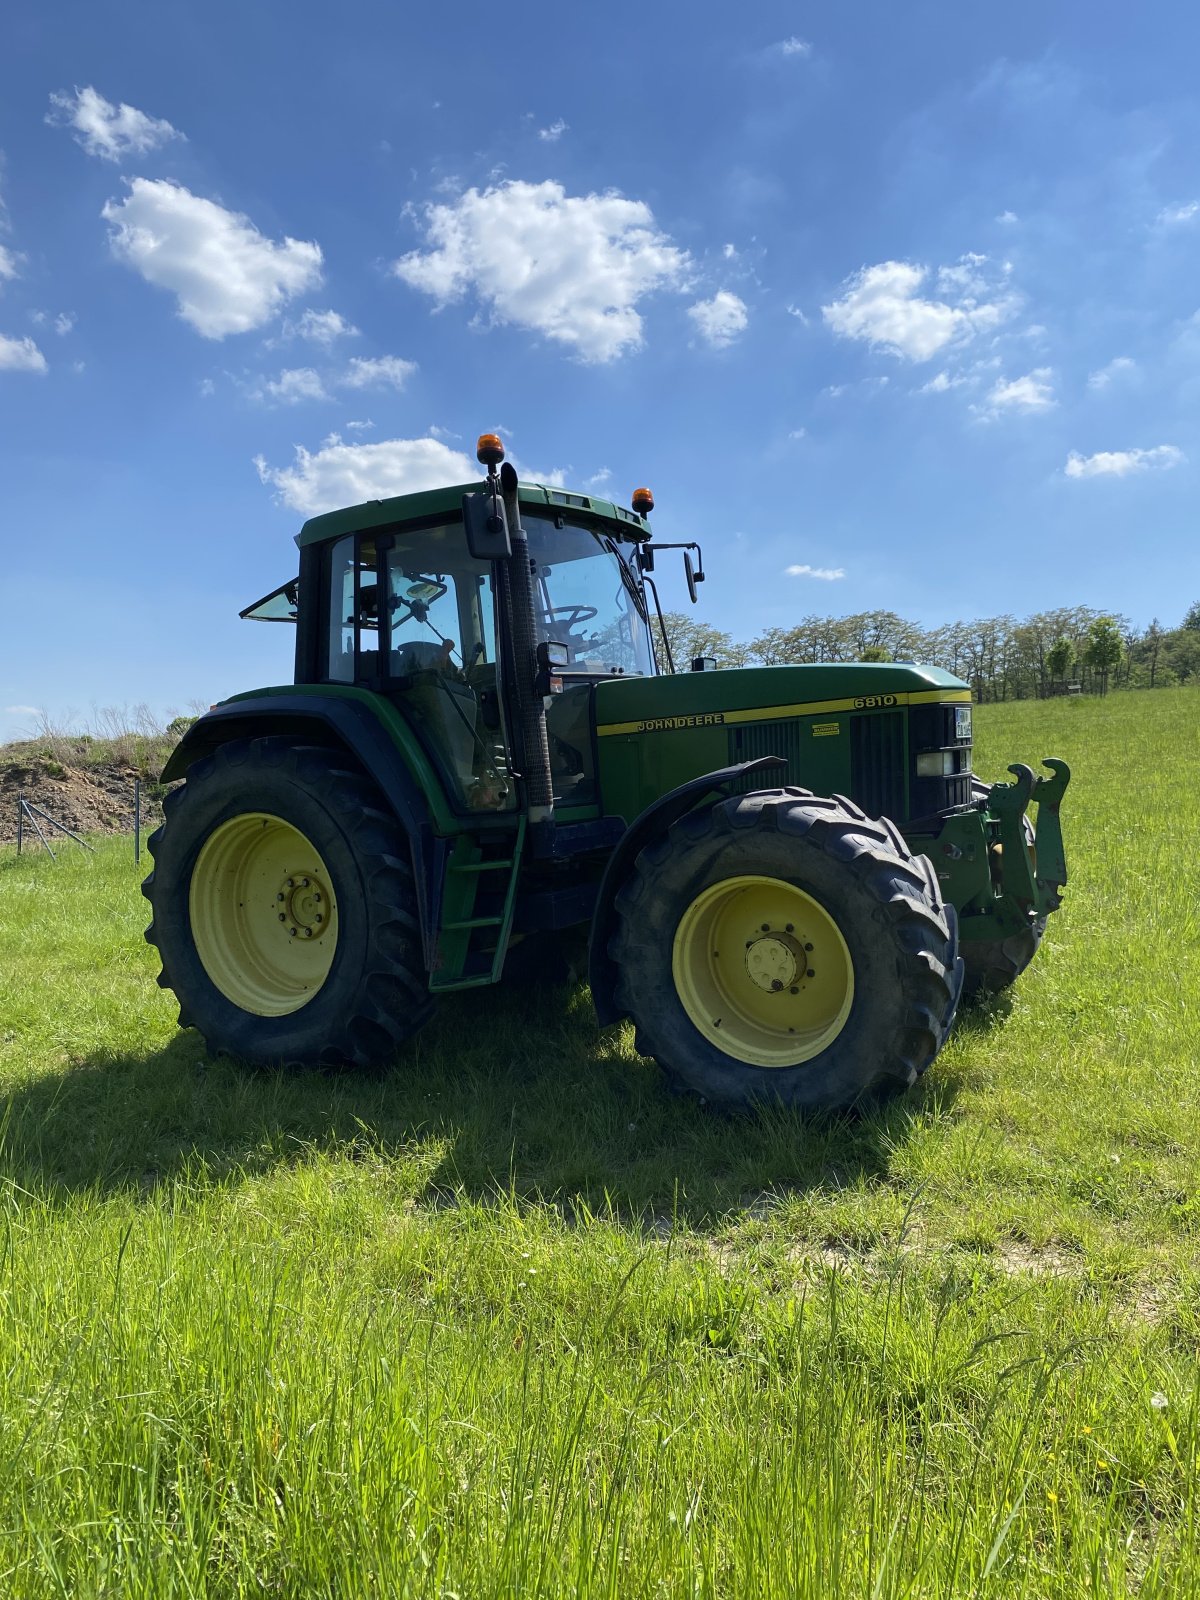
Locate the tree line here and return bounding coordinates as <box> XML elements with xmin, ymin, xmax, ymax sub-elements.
<box><xmin>658</xmin><ymin>601</ymin><xmax>1200</xmax><ymax>701</ymax></box>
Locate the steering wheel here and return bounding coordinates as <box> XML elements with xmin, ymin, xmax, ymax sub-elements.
<box><xmin>545</xmin><ymin>604</ymin><xmax>599</xmax><ymax>630</ymax></box>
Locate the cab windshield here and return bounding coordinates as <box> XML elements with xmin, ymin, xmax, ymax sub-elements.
<box><xmin>524</xmin><ymin>514</ymin><xmax>654</xmax><ymax>677</ymax></box>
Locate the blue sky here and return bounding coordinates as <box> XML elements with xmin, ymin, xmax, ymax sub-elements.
<box><xmin>1</xmin><ymin>0</ymin><xmax>1197</xmax><ymax>740</ymax></box>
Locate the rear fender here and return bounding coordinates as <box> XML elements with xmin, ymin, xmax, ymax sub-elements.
<box><xmin>588</xmin><ymin>757</ymin><xmax>786</xmax><ymax>1027</ymax></box>
<box><xmin>161</xmin><ymin>694</ymin><xmax>449</xmax><ymax>969</ymax></box>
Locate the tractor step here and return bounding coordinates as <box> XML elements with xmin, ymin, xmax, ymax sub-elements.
<box><xmin>429</xmin><ymin>820</ymin><xmax>526</xmax><ymax>993</ymax></box>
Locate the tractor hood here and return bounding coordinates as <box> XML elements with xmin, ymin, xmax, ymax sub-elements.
<box><xmin>592</xmin><ymin>662</ymin><xmax>970</xmax><ymax>737</ymax></box>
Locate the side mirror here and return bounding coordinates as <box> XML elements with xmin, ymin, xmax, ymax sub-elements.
<box><xmin>684</xmin><ymin>550</ymin><xmax>698</xmax><ymax>604</ymax></box>
<box><xmin>638</xmin><ymin>545</ymin><xmax>655</xmax><ymax>573</ymax></box>
<box><xmin>462</xmin><ymin>491</ymin><xmax>512</xmax><ymax>561</ymax></box>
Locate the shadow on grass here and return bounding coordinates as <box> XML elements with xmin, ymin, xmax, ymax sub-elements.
<box><xmin>0</xmin><ymin>980</ymin><xmax>968</xmax><ymax>1229</ymax></box>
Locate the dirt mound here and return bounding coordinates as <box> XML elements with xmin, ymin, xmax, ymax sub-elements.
<box><xmin>0</xmin><ymin>758</ymin><xmax>166</xmax><ymax>847</ymax></box>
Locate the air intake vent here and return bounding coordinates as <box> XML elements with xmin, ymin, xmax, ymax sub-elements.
<box><xmin>727</xmin><ymin>720</ymin><xmax>805</xmax><ymax>789</ymax></box>
<box><xmin>850</xmin><ymin>712</ymin><xmax>906</xmax><ymax>821</ymax></box>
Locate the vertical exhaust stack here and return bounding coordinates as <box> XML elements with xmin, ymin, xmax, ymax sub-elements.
<box><xmin>497</xmin><ymin>458</ymin><xmax>555</xmax><ymax>829</ymax></box>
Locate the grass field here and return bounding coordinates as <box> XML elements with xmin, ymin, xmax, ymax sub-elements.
<box><xmin>0</xmin><ymin>688</ymin><xmax>1197</xmax><ymax>1597</ymax></box>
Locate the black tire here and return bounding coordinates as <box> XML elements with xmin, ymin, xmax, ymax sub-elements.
<box><xmin>609</xmin><ymin>787</ymin><xmax>962</xmax><ymax>1111</ymax></box>
<box><xmin>960</xmin><ymin>777</ymin><xmax>1045</xmax><ymax>1000</ymax></box>
<box><xmin>142</xmin><ymin>737</ymin><xmax>433</xmax><ymax>1066</ymax></box>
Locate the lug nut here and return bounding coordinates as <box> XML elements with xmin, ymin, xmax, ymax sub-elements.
<box><xmin>289</xmin><ymin>928</ymin><xmax>297</xmax><ymax>937</ymax></box>
<box><xmin>276</xmin><ymin>893</ymin><xmax>285</xmax><ymax>903</ymax></box>
<box><xmin>804</xmin><ymin>942</ymin><xmax>814</xmax><ymax>952</ymax></box>
<box><xmin>313</xmin><ymin>893</ymin><xmax>321</xmax><ymax>904</ymax></box>
<box><xmin>315</xmin><ymin>914</ymin><xmax>323</xmax><ymax>924</ymax></box>
<box><xmin>761</xmin><ymin>923</ymin><xmax>770</xmax><ymax>932</ymax></box>
<box><xmin>806</xmin><ymin>968</ymin><xmax>815</xmax><ymax>978</ymax></box>
<box><xmin>303</xmin><ymin>927</ymin><xmax>313</xmax><ymax>938</ymax></box>
<box><xmin>785</xmin><ymin>923</ymin><xmax>794</xmax><ymax>933</ymax></box>
<box><xmin>790</xmin><ymin>986</ymin><xmax>799</xmax><ymax>995</ymax></box>
<box><xmin>287</xmin><ymin>878</ymin><xmax>295</xmax><ymax>889</ymax></box>
<box><xmin>278</xmin><ymin>913</ymin><xmax>286</xmax><ymax>922</ymax></box>
<box><xmin>771</xmin><ymin>979</ymin><xmax>784</xmax><ymax>992</ymax></box>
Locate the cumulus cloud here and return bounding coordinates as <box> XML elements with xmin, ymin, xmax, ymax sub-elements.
<box><xmin>292</xmin><ymin>308</ymin><xmax>359</xmax><ymax>346</ymax></box>
<box><xmin>48</xmin><ymin>85</ymin><xmax>182</xmax><ymax>162</ymax></box>
<box><xmin>1157</xmin><ymin>201</ymin><xmax>1198</xmax><ymax>226</ymax></box>
<box><xmin>537</xmin><ymin>119</ymin><xmax>568</xmax><ymax>142</ymax></box>
<box><xmin>339</xmin><ymin>354</ymin><xmax>417</xmax><ymax>390</ymax></box>
<box><xmin>1065</xmin><ymin>445</ymin><xmax>1183</xmax><ymax>479</ymax></box>
<box><xmin>918</xmin><ymin>370</ymin><xmax>968</xmax><ymax>393</ymax></box>
<box><xmin>103</xmin><ymin>178</ymin><xmax>323</xmax><ymax>338</ymax></box>
<box><xmin>0</xmin><ymin>333</ymin><xmax>47</xmax><ymax>373</ymax></box>
<box><xmin>786</xmin><ymin>563</ymin><xmax>845</xmax><ymax>580</ymax></box>
<box><xmin>253</xmin><ymin>367</ymin><xmax>328</xmax><ymax>404</ymax></box>
<box><xmin>0</xmin><ymin>246</ymin><xmax>18</xmax><ymax>283</ymax></box>
<box><xmin>687</xmin><ymin>289</ymin><xmax>748</xmax><ymax>348</ymax></box>
<box><xmin>977</xmin><ymin>368</ymin><xmax>1055</xmax><ymax>415</ymax></box>
<box><xmin>823</xmin><ymin>256</ymin><xmax>1014</xmax><ymax>362</ymax></box>
<box><xmin>1087</xmin><ymin>356</ymin><xmax>1136</xmax><ymax>390</ymax></box>
<box><xmin>393</xmin><ymin>179</ymin><xmax>691</xmax><ymax>363</ymax></box>
<box><xmin>255</xmin><ymin>434</ymin><xmax>475</xmax><ymax>515</ymax></box>
<box><xmin>777</xmin><ymin>37</ymin><xmax>812</xmax><ymax>57</ymax></box>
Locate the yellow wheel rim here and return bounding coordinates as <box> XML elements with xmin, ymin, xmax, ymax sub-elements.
<box><xmin>672</xmin><ymin>875</ymin><xmax>854</xmax><ymax>1068</ymax></box>
<box><xmin>189</xmin><ymin>813</ymin><xmax>339</xmax><ymax>1017</ymax></box>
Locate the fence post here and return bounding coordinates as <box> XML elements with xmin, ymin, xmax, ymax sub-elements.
<box><xmin>134</xmin><ymin>778</ymin><xmax>141</xmax><ymax>866</ymax></box>
<box><xmin>16</xmin><ymin>800</ymin><xmax>23</xmax><ymax>856</ymax></box>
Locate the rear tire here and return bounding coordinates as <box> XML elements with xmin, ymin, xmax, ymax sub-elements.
<box><xmin>960</xmin><ymin>777</ymin><xmax>1045</xmax><ymax>999</ymax></box>
<box><xmin>609</xmin><ymin>787</ymin><xmax>962</xmax><ymax>1111</ymax></box>
<box><xmin>142</xmin><ymin>738</ymin><xmax>433</xmax><ymax>1066</ymax></box>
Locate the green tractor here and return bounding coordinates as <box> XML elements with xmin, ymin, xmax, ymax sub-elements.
<box><xmin>144</xmin><ymin>434</ymin><xmax>1069</xmax><ymax>1110</ymax></box>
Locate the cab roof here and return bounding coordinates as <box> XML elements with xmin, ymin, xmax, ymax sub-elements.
<box><xmin>296</xmin><ymin>480</ymin><xmax>652</xmax><ymax>548</ymax></box>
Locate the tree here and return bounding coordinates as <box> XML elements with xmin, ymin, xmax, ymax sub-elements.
<box><xmin>1046</xmin><ymin>636</ymin><xmax>1073</xmax><ymax>685</ymax></box>
<box><xmin>859</xmin><ymin>645</ymin><xmax>890</xmax><ymax>662</ymax></box>
<box><xmin>657</xmin><ymin>612</ymin><xmax>737</xmax><ymax>672</ymax></box>
<box><xmin>1182</xmin><ymin>601</ymin><xmax>1200</xmax><ymax>632</ymax></box>
<box><xmin>1084</xmin><ymin>616</ymin><xmax>1124</xmax><ymax>696</ymax></box>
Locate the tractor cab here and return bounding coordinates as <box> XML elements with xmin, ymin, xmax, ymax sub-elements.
<box><xmin>241</xmin><ymin>474</ymin><xmax>659</xmax><ymax>814</ymax></box>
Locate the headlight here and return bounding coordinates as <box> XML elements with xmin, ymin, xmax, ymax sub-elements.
<box><xmin>954</xmin><ymin>706</ymin><xmax>972</xmax><ymax>741</ymax></box>
<box><xmin>916</xmin><ymin>751</ymin><xmax>956</xmax><ymax>777</ymax></box>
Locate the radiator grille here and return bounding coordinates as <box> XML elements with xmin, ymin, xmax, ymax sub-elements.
<box><xmin>850</xmin><ymin>711</ymin><xmax>906</xmax><ymax>821</ymax></box>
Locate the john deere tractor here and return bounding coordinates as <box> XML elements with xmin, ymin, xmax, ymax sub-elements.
<box><xmin>144</xmin><ymin>435</ymin><xmax>1069</xmax><ymax>1110</ymax></box>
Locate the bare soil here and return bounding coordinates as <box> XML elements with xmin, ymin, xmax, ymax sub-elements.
<box><xmin>0</xmin><ymin>745</ymin><xmax>170</xmax><ymax>847</ymax></box>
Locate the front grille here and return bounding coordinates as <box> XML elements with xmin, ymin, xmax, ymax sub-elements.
<box><xmin>850</xmin><ymin>712</ymin><xmax>906</xmax><ymax>820</ymax></box>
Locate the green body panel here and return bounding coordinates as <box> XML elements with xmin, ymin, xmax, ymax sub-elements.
<box><xmin>297</xmin><ymin>481</ymin><xmax>650</xmax><ymax>548</ymax></box>
<box><xmin>593</xmin><ymin>662</ymin><xmax>965</xmax><ymax>826</ymax></box>
<box><xmin>222</xmin><ymin>682</ymin><xmax>472</xmax><ymax>838</ymax></box>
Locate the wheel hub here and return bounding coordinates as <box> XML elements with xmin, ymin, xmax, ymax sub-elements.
<box><xmin>745</xmin><ymin>930</ymin><xmax>804</xmax><ymax>993</ymax></box>
<box><xmin>278</xmin><ymin>874</ymin><xmax>330</xmax><ymax>940</ymax></box>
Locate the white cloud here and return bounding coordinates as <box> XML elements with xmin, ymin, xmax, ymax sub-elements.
<box><xmin>53</xmin><ymin>312</ymin><xmax>75</xmax><ymax>336</ymax></box>
<box><xmin>1157</xmin><ymin>201</ymin><xmax>1198</xmax><ymax>226</ymax></box>
<box><xmin>584</xmin><ymin>467</ymin><xmax>612</xmax><ymax>488</ymax></box>
<box><xmin>823</xmin><ymin>257</ymin><xmax>1014</xmax><ymax>362</ymax></box>
<box><xmin>778</xmin><ymin>37</ymin><xmax>812</xmax><ymax>57</ymax></box>
<box><xmin>0</xmin><ymin>246</ymin><xmax>18</xmax><ymax>283</ymax></box>
<box><xmin>256</xmin><ymin>366</ymin><xmax>328</xmax><ymax>404</ymax></box>
<box><xmin>47</xmin><ymin>85</ymin><xmax>182</xmax><ymax>163</ymax></box>
<box><xmin>393</xmin><ymin>179</ymin><xmax>691</xmax><ymax>363</ymax></box>
<box><xmin>787</xmin><ymin>427</ymin><xmax>807</xmax><ymax>440</ymax></box>
<box><xmin>786</xmin><ymin>563</ymin><xmax>845</xmax><ymax>580</ymax></box>
<box><xmin>294</xmin><ymin>308</ymin><xmax>359</xmax><ymax>346</ymax></box>
<box><xmin>427</xmin><ymin>423</ymin><xmax>458</xmax><ymax>440</ymax></box>
<box><xmin>722</xmin><ymin>242</ymin><xmax>738</xmax><ymax>260</ymax></box>
<box><xmin>978</xmin><ymin>367</ymin><xmax>1055</xmax><ymax>415</ymax></box>
<box><xmin>0</xmin><ymin>333</ymin><xmax>47</xmax><ymax>373</ymax></box>
<box><xmin>198</xmin><ymin>377</ymin><xmax>215</xmax><ymax>397</ymax></box>
<box><xmin>345</xmin><ymin>418</ymin><xmax>374</xmax><ymax>433</ymax></box>
<box><xmin>996</xmin><ymin>210</ymin><xmax>1019</xmax><ymax>224</ymax></box>
<box><xmin>918</xmin><ymin>370</ymin><xmax>968</xmax><ymax>393</ymax></box>
<box><xmin>256</xmin><ymin>434</ymin><xmax>475</xmax><ymax>515</ymax></box>
<box><xmin>339</xmin><ymin>354</ymin><xmax>417</xmax><ymax>390</ymax></box>
<box><xmin>537</xmin><ymin>119</ymin><xmax>568</xmax><ymax>142</ymax></box>
<box><xmin>687</xmin><ymin>289</ymin><xmax>748</xmax><ymax>348</ymax></box>
<box><xmin>1065</xmin><ymin>445</ymin><xmax>1183</xmax><ymax>480</ymax></box>
<box><xmin>1087</xmin><ymin>355</ymin><xmax>1136</xmax><ymax>390</ymax></box>
<box><xmin>785</xmin><ymin>303</ymin><xmax>809</xmax><ymax>325</ymax></box>
<box><xmin>4</xmin><ymin>704</ymin><xmax>41</xmax><ymax>717</ymax></box>
<box><xmin>103</xmin><ymin>178</ymin><xmax>323</xmax><ymax>339</ymax></box>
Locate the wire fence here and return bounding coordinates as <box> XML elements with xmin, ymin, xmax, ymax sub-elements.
<box><xmin>12</xmin><ymin>778</ymin><xmax>143</xmax><ymax>863</ymax></box>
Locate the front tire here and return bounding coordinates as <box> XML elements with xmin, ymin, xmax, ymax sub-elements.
<box><xmin>610</xmin><ymin>787</ymin><xmax>962</xmax><ymax>1111</ymax></box>
<box><xmin>142</xmin><ymin>738</ymin><xmax>433</xmax><ymax>1066</ymax></box>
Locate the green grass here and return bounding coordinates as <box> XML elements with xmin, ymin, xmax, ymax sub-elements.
<box><xmin>0</xmin><ymin>688</ymin><xmax>1197</xmax><ymax>1597</ymax></box>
